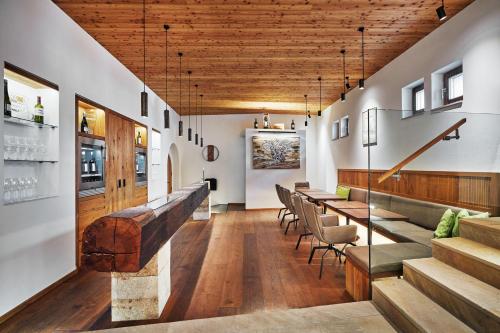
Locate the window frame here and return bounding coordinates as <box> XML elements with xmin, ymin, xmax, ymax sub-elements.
<box><xmin>412</xmin><ymin>83</ymin><xmax>425</xmax><ymax>113</ymax></box>
<box><xmin>443</xmin><ymin>65</ymin><xmax>463</xmax><ymax>105</ymax></box>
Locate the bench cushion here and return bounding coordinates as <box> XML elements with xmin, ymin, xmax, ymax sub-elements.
<box><xmin>372</xmin><ymin>220</ymin><xmax>434</xmax><ymax>247</ymax></box>
<box><xmin>349</xmin><ymin>188</ymin><xmax>368</xmax><ymax>203</ymax></box>
<box><xmin>346</xmin><ymin>243</ymin><xmax>432</xmax><ymax>275</ymax></box>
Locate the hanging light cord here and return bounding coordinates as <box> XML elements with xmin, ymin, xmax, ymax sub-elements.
<box><xmin>143</xmin><ymin>0</ymin><xmax>146</xmax><ymax>93</ymax></box>
<box><xmin>188</xmin><ymin>71</ymin><xmax>191</xmax><ymax>127</ymax></box>
<box><xmin>305</xmin><ymin>94</ymin><xmax>308</xmax><ymax>121</ymax></box>
<box><xmin>319</xmin><ymin>77</ymin><xmax>322</xmax><ymax>111</ymax></box>
<box><xmin>195</xmin><ymin>84</ymin><xmax>198</xmax><ymax>134</ymax></box>
<box><xmin>165</xmin><ymin>25</ymin><xmax>168</xmax><ymax>108</ymax></box>
<box><xmin>361</xmin><ymin>28</ymin><xmax>365</xmax><ymax>81</ymax></box>
<box><xmin>200</xmin><ymin>94</ymin><xmax>203</xmax><ymax>138</ymax></box>
<box><xmin>342</xmin><ymin>50</ymin><xmax>346</xmax><ymax>93</ymax></box>
<box><xmin>179</xmin><ymin>53</ymin><xmax>182</xmax><ymax>119</ymax></box>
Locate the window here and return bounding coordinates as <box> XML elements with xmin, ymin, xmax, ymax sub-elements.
<box><xmin>412</xmin><ymin>84</ymin><xmax>425</xmax><ymax>112</ymax></box>
<box><xmin>443</xmin><ymin>65</ymin><xmax>463</xmax><ymax>104</ymax></box>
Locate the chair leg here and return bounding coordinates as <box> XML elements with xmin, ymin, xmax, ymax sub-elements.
<box><xmin>319</xmin><ymin>248</ymin><xmax>331</xmax><ymax>279</ymax></box>
<box><xmin>280</xmin><ymin>212</ymin><xmax>290</xmax><ymax>226</ymax></box>
<box><xmin>308</xmin><ymin>245</ymin><xmax>329</xmax><ymax>264</ymax></box>
<box><xmin>277</xmin><ymin>208</ymin><xmax>285</xmax><ymax>219</ymax></box>
<box><xmin>284</xmin><ymin>218</ymin><xmax>298</xmax><ymax>235</ymax></box>
<box><xmin>295</xmin><ymin>232</ymin><xmax>312</xmax><ymax>250</ymax></box>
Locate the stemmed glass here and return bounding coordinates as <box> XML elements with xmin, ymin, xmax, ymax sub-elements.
<box><xmin>10</xmin><ymin>178</ymin><xmax>19</xmax><ymax>202</ymax></box>
<box><xmin>3</xmin><ymin>178</ymin><xmax>12</xmax><ymax>203</ymax></box>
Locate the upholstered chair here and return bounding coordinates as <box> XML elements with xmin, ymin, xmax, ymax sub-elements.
<box><xmin>275</xmin><ymin>184</ymin><xmax>287</xmax><ymax>219</ymax></box>
<box><xmin>281</xmin><ymin>187</ymin><xmax>298</xmax><ymax>233</ymax></box>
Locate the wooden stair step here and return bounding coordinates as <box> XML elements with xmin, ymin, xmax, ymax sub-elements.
<box><xmin>403</xmin><ymin>257</ymin><xmax>500</xmax><ymax>333</ymax></box>
<box><xmin>460</xmin><ymin>217</ymin><xmax>500</xmax><ymax>249</ymax></box>
<box><xmin>432</xmin><ymin>237</ymin><xmax>500</xmax><ymax>288</ymax></box>
<box><xmin>372</xmin><ymin>278</ymin><xmax>473</xmax><ymax>333</ymax></box>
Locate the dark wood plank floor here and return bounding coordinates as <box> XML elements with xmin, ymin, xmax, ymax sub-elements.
<box><xmin>0</xmin><ymin>209</ymin><xmax>352</xmax><ymax>332</ymax></box>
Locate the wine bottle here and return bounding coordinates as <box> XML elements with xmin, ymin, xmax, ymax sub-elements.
<box><xmin>81</xmin><ymin>112</ymin><xmax>89</xmax><ymax>134</ymax></box>
<box><xmin>4</xmin><ymin>79</ymin><xmax>11</xmax><ymax>117</ymax></box>
<box><xmin>253</xmin><ymin>118</ymin><xmax>258</xmax><ymax>129</ymax></box>
<box><xmin>89</xmin><ymin>151</ymin><xmax>96</xmax><ymax>173</ymax></box>
<box><xmin>81</xmin><ymin>152</ymin><xmax>89</xmax><ymax>174</ymax></box>
<box><xmin>137</xmin><ymin>131</ymin><xmax>142</xmax><ymax>145</ymax></box>
<box><xmin>33</xmin><ymin>96</ymin><xmax>44</xmax><ymax>124</ymax></box>
<box><xmin>291</xmin><ymin>120</ymin><xmax>295</xmax><ymax>130</ymax></box>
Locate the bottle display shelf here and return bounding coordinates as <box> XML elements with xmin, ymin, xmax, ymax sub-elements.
<box><xmin>4</xmin><ymin>115</ymin><xmax>57</xmax><ymax>129</ymax></box>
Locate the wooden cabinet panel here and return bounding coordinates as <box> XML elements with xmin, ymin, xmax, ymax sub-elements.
<box><xmin>121</xmin><ymin>118</ymin><xmax>135</xmax><ymax>209</ymax></box>
<box><xmin>132</xmin><ymin>185</ymin><xmax>148</xmax><ymax>207</ymax></box>
<box><xmin>105</xmin><ymin>112</ymin><xmax>122</xmax><ymax>213</ymax></box>
<box><xmin>77</xmin><ymin>194</ymin><xmax>106</xmax><ymax>266</ymax></box>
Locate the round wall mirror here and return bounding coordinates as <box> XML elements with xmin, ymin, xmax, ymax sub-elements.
<box><xmin>202</xmin><ymin>145</ymin><xmax>220</xmax><ymax>162</ymax></box>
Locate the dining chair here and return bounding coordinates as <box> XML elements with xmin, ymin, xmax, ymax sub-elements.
<box><xmin>275</xmin><ymin>184</ymin><xmax>287</xmax><ymax>220</ymax></box>
<box><xmin>303</xmin><ymin>200</ymin><xmax>358</xmax><ymax>278</ymax></box>
<box><xmin>281</xmin><ymin>187</ymin><xmax>298</xmax><ymax>232</ymax></box>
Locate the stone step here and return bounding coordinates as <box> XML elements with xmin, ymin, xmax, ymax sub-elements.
<box><xmin>404</xmin><ymin>257</ymin><xmax>500</xmax><ymax>333</ymax></box>
<box><xmin>372</xmin><ymin>278</ymin><xmax>473</xmax><ymax>333</ymax></box>
<box><xmin>432</xmin><ymin>237</ymin><xmax>500</xmax><ymax>288</ymax></box>
<box><xmin>88</xmin><ymin>301</ymin><xmax>396</xmax><ymax>333</ymax></box>
<box><xmin>460</xmin><ymin>217</ymin><xmax>500</xmax><ymax>249</ymax></box>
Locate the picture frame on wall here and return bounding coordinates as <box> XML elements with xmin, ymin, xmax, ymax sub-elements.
<box><xmin>340</xmin><ymin>116</ymin><xmax>349</xmax><ymax>138</ymax></box>
<box><xmin>362</xmin><ymin>109</ymin><xmax>377</xmax><ymax>146</ymax></box>
<box><xmin>332</xmin><ymin>120</ymin><xmax>340</xmax><ymax>140</ymax></box>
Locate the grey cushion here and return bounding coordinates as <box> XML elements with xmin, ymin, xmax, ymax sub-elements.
<box><xmin>370</xmin><ymin>192</ymin><xmax>392</xmax><ymax>210</ymax></box>
<box><xmin>394</xmin><ymin>230</ymin><xmax>434</xmax><ymax>247</ymax></box>
<box><xmin>349</xmin><ymin>188</ymin><xmax>368</xmax><ymax>203</ymax></box>
<box><xmin>372</xmin><ymin>220</ymin><xmax>428</xmax><ymax>234</ymax></box>
<box><xmin>346</xmin><ymin>243</ymin><xmax>432</xmax><ymax>274</ymax></box>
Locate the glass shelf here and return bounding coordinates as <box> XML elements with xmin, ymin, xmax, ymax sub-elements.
<box><xmin>4</xmin><ymin>159</ymin><xmax>58</xmax><ymax>163</ymax></box>
<box><xmin>4</xmin><ymin>115</ymin><xmax>58</xmax><ymax>129</ymax></box>
<box><xmin>3</xmin><ymin>194</ymin><xmax>57</xmax><ymax>206</ymax></box>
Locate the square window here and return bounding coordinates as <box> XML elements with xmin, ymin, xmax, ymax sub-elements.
<box><xmin>443</xmin><ymin>65</ymin><xmax>463</xmax><ymax>104</ymax></box>
<box><xmin>412</xmin><ymin>84</ymin><xmax>425</xmax><ymax>112</ymax></box>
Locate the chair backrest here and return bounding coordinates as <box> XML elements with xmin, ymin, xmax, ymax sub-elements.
<box><xmin>275</xmin><ymin>184</ymin><xmax>284</xmax><ymax>204</ymax></box>
<box><xmin>302</xmin><ymin>200</ymin><xmax>324</xmax><ymax>241</ymax></box>
<box><xmin>294</xmin><ymin>181</ymin><xmax>310</xmax><ymax>191</ymax></box>
<box><xmin>282</xmin><ymin>187</ymin><xmax>295</xmax><ymax>214</ymax></box>
<box><xmin>292</xmin><ymin>194</ymin><xmax>308</xmax><ymax>229</ymax></box>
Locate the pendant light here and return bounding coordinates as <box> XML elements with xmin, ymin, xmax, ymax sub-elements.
<box><xmin>194</xmin><ymin>84</ymin><xmax>199</xmax><ymax>145</ymax></box>
<box><xmin>304</xmin><ymin>94</ymin><xmax>308</xmax><ymax>127</ymax></box>
<box><xmin>178</xmin><ymin>52</ymin><xmax>183</xmax><ymax>136</ymax></box>
<box><xmin>340</xmin><ymin>49</ymin><xmax>346</xmax><ymax>102</ymax></box>
<box><xmin>140</xmin><ymin>0</ymin><xmax>148</xmax><ymax>117</ymax></box>
<box><xmin>163</xmin><ymin>24</ymin><xmax>170</xmax><ymax>128</ymax></box>
<box><xmin>436</xmin><ymin>0</ymin><xmax>447</xmax><ymax>21</ymax></box>
<box><xmin>358</xmin><ymin>26</ymin><xmax>365</xmax><ymax>90</ymax></box>
<box><xmin>318</xmin><ymin>76</ymin><xmax>322</xmax><ymax>117</ymax></box>
<box><xmin>200</xmin><ymin>94</ymin><xmax>204</xmax><ymax>147</ymax></box>
<box><xmin>187</xmin><ymin>70</ymin><xmax>192</xmax><ymax>141</ymax></box>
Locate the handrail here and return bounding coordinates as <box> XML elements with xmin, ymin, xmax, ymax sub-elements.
<box><xmin>378</xmin><ymin>118</ymin><xmax>467</xmax><ymax>184</ymax></box>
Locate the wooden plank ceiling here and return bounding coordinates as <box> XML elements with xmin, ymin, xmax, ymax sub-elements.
<box><xmin>53</xmin><ymin>0</ymin><xmax>473</xmax><ymax>115</ymax></box>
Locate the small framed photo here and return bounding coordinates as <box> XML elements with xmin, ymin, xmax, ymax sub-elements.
<box><xmin>332</xmin><ymin>120</ymin><xmax>340</xmax><ymax>141</ymax></box>
<box><xmin>340</xmin><ymin>116</ymin><xmax>349</xmax><ymax>138</ymax></box>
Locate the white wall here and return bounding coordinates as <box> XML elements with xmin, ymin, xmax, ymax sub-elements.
<box><xmin>180</xmin><ymin>114</ymin><xmax>318</xmax><ymax>205</ymax></box>
<box><xmin>0</xmin><ymin>0</ymin><xmax>181</xmax><ymax>316</ymax></box>
<box><xmin>315</xmin><ymin>0</ymin><xmax>500</xmax><ymax>192</ymax></box>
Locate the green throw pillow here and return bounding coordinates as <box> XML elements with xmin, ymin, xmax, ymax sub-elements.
<box><xmin>336</xmin><ymin>185</ymin><xmax>350</xmax><ymax>200</ymax></box>
<box><xmin>452</xmin><ymin>209</ymin><xmax>469</xmax><ymax>237</ymax></box>
<box><xmin>434</xmin><ymin>209</ymin><xmax>456</xmax><ymax>238</ymax></box>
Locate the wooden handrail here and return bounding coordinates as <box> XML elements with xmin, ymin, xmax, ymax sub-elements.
<box><xmin>378</xmin><ymin>118</ymin><xmax>467</xmax><ymax>184</ymax></box>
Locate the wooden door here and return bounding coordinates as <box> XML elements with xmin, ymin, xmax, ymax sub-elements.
<box><xmin>121</xmin><ymin>118</ymin><xmax>135</xmax><ymax>209</ymax></box>
<box><xmin>167</xmin><ymin>155</ymin><xmax>173</xmax><ymax>194</ymax></box>
<box><xmin>105</xmin><ymin>112</ymin><xmax>123</xmax><ymax>213</ymax></box>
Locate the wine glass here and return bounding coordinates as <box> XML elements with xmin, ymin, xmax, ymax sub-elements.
<box><xmin>31</xmin><ymin>177</ymin><xmax>39</xmax><ymax>198</ymax></box>
<box><xmin>3</xmin><ymin>178</ymin><xmax>12</xmax><ymax>203</ymax></box>
<box><xmin>18</xmin><ymin>177</ymin><xmax>26</xmax><ymax>200</ymax></box>
<box><xmin>10</xmin><ymin>178</ymin><xmax>19</xmax><ymax>202</ymax></box>
<box><xmin>25</xmin><ymin>177</ymin><xmax>33</xmax><ymax>198</ymax></box>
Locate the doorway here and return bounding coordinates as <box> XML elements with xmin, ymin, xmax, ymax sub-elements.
<box><xmin>167</xmin><ymin>155</ymin><xmax>173</xmax><ymax>194</ymax></box>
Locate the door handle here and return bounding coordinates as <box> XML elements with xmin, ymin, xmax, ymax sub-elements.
<box><xmin>123</xmin><ymin>179</ymin><xmax>126</xmax><ymax>187</ymax></box>
<box><xmin>118</xmin><ymin>179</ymin><xmax>122</xmax><ymax>188</ymax></box>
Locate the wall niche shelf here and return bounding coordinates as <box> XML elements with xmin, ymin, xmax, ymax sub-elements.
<box><xmin>3</xmin><ymin>62</ymin><xmax>60</xmax><ymax>205</ymax></box>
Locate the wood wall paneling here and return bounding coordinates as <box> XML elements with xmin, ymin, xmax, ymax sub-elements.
<box><xmin>338</xmin><ymin>169</ymin><xmax>500</xmax><ymax>215</ymax></box>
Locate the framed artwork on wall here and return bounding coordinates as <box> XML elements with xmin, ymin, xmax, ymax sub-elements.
<box><xmin>362</xmin><ymin>109</ymin><xmax>377</xmax><ymax>146</ymax></box>
<box><xmin>252</xmin><ymin>135</ymin><xmax>300</xmax><ymax>169</ymax></box>
<box><xmin>340</xmin><ymin>116</ymin><xmax>349</xmax><ymax>138</ymax></box>
<box><xmin>332</xmin><ymin>120</ymin><xmax>340</xmax><ymax>141</ymax></box>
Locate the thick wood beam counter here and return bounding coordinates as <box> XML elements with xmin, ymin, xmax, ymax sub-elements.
<box><xmin>81</xmin><ymin>182</ymin><xmax>210</xmax><ymax>321</ymax></box>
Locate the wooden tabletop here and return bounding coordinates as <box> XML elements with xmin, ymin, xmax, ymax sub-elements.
<box><xmin>323</xmin><ymin>200</ymin><xmax>369</xmax><ymax>210</ymax></box>
<box><xmin>337</xmin><ymin>208</ymin><xmax>409</xmax><ymax>222</ymax></box>
<box><xmin>304</xmin><ymin>192</ymin><xmax>346</xmax><ymax>201</ymax></box>
<box><xmin>295</xmin><ymin>188</ymin><xmax>322</xmax><ymax>194</ymax></box>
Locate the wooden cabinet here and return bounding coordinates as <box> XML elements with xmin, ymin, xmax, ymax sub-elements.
<box><xmin>77</xmin><ymin>194</ymin><xmax>106</xmax><ymax>266</ymax></box>
<box><xmin>133</xmin><ymin>185</ymin><xmax>148</xmax><ymax>207</ymax></box>
<box><xmin>105</xmin><ymin>112</ymin><xmax>135</xmax><ymax>213</ymax></box>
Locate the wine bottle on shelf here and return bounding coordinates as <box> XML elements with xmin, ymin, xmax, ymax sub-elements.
<box><xmin>89</xmin><ymin>151</ymin><xmax>96</xmax><ymax>173</ymax></box>
<box><xmin>136</xmin><ymin>131</ymin><xmax>142</xmax><ymax>145</ymax></box>
<box><xmin>4</xmin><ymin>79</ymin><xmax>11</xmax><ymax>117</ymax></box>
<box><xmin>81</xmin><ymin>152</ymin><xmax>89</xmax><ymax>175</ymax></box>
<box><xmin>253</xmin><ymin>118</ymin><xmax>258</xmax><ymax>129</ymax></box>
<box><xmin>291</xmin><ymin>120</ymin><xmax>295</xmax><ymax>130</ymax></box>
<box><xmin>80</xmin><ymin>112</ymin><xmax>89</xmax><ymax>134</ymax></box>
<box><xmin>33</xmin><ymin>96</ymin><xmax>44</xmax><ymax>124</ymax></box>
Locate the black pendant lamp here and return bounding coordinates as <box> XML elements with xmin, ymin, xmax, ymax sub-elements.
<box><xmin>194</xmin><ymin>84</ymin><xmax>199</xmax><ymax>145</ymax></box>
<box><xmin>358</xmin><ymin>26</ymin><xmax>365</xmax><ymax>90</ymax></box>
<box><xmin>304</xmin><ymin>94</ymin><xmax>308</xmax><ymax>127</ymax></box>
<box><xmin>436</xmin><ymin>0</ymin><xmax>447</xmax><ymax>21</ymax></box>
<box><xmin>318</xmin><ymin>76</ymin><xmax>322</xmax><ymax>117</ymax></box>
<box><xmin>340</xmin><ymin>49</ymin><xmax>346</xmax><ymax>102</ymax></box>
<box><xmin>163</xmin><ymin>24</ymin><xmax>170</xmax><ymax>128</ymax></box>
<box><xmin>178</xmin><ymin>52</ymin><xmax>183</xmax><ymax>136</ymax></box>
<box><xmin>200</xmin><ymin>94</ymin><xmax>204</xmax><ymax>147</ymax></box>
<box><xmin>187</xmin><ymin>70</ymin><xmax>192</xmax><ymax>141</ymax></box>
<box><xmin>140</xmin><ymin>0</ymin><xmax>148</xmax><ymax>117</ymax></box>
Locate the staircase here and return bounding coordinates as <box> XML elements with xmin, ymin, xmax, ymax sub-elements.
<box><xmin>373</xmin><ymin>217</ymin><xmax>500</xmax><ymax>333</ymax></box>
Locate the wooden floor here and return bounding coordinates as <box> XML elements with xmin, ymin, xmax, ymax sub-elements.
<box><xmin>0</xmin><ymin>209</ymin><xmax>352</xmax><ymax>332</ymax></box>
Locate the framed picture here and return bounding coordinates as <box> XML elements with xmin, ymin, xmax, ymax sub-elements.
<box><xmin>340</xmin><ymin>116</ymin><xmax>349</xmax><ymax>138</ymax></box>
<box><xmin>332</xmin><ymin>120</ymin><xmax>340</xmax><ymax>141</ymax></box>
<box><xmin>362</xmin><ymin>109</ymin><xmax>377</xmax><ymax>146</ymax></box>
<box><xmin>252</xmin><ymin>136</ymin><xmax>300</xmax><ymax>169</ymax></box>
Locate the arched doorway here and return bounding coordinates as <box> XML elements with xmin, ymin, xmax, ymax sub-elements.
<box><xmin>167</xmin><ymin>155</ymin><xmax>173</xmax><ymax>194</ymax></box>
<box><xmin>167</xmin><ymin>143</ymin><xmax>180</xmax><ymax>194</ymax></box>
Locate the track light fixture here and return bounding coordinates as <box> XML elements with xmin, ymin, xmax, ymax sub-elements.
<box><xmin>140</xmin><ymin>0</ymin><xmax>148</xmax><ymax>117</ymax></box>
<box><xmin>341</xmin><ymin>49</ymin><xmax>347</xmax><ymax>102</ymax></box>
<box><xmin>200</xmin><ymin>94</ymin><xmax>204</xmax><ymax>147</ymax></box>
<box><xmin>187</xmin><ymin>70</ymin><xmax>192</xmax><ymax>141</ymax></box>
<box><xmin>195</xmin><ymin>84</ymin><xmax>199</xmax><ymax>145</ymax></box>
<box><xmin>436</xmin><ymin>0</ymin><xmax>447</xmax><ymax>21</ymax></box>
<box><xmin>178</xmin><ymin>52</ymin><xmax>183</xmax><ymax>136</ymax></box>
<box><xmin>304</xmin><ymin>94</ymin><xmax>308</xmax><ymax>127</ymax></box>
<box><xmin>318</xmin><ymin>76</ymin><xmax>322</xmax><ymax>117</ymax></box>
<box><xmin>163</xmin><ymin>24</ymin><xmax>170</xmax><ymax>128</ymax></box>
<box><xmin>358</xmin><ymin>26</ymin><xmax>365</xmax><ymax>90</ymax></box>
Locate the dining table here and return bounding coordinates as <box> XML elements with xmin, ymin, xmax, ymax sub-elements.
<box><xmin>296</xmin><ymin>189</ymin><xmax>347</xmax><ymax>213</ymax></box>
<box><xmin>336</xmin><ymin>207</ymin><xmax>409</xmax><ymax>226</ymax></box>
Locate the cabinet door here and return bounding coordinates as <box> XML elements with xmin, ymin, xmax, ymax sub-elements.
<box><xmin>105</xmin><ymin>112</ymin><xmax>123</xmax><ymax>213</ymax></box>
<box><xmin>120</xmin><ymin>118</ymin><xmax>135</xmax><ymax>209</ymax></box>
